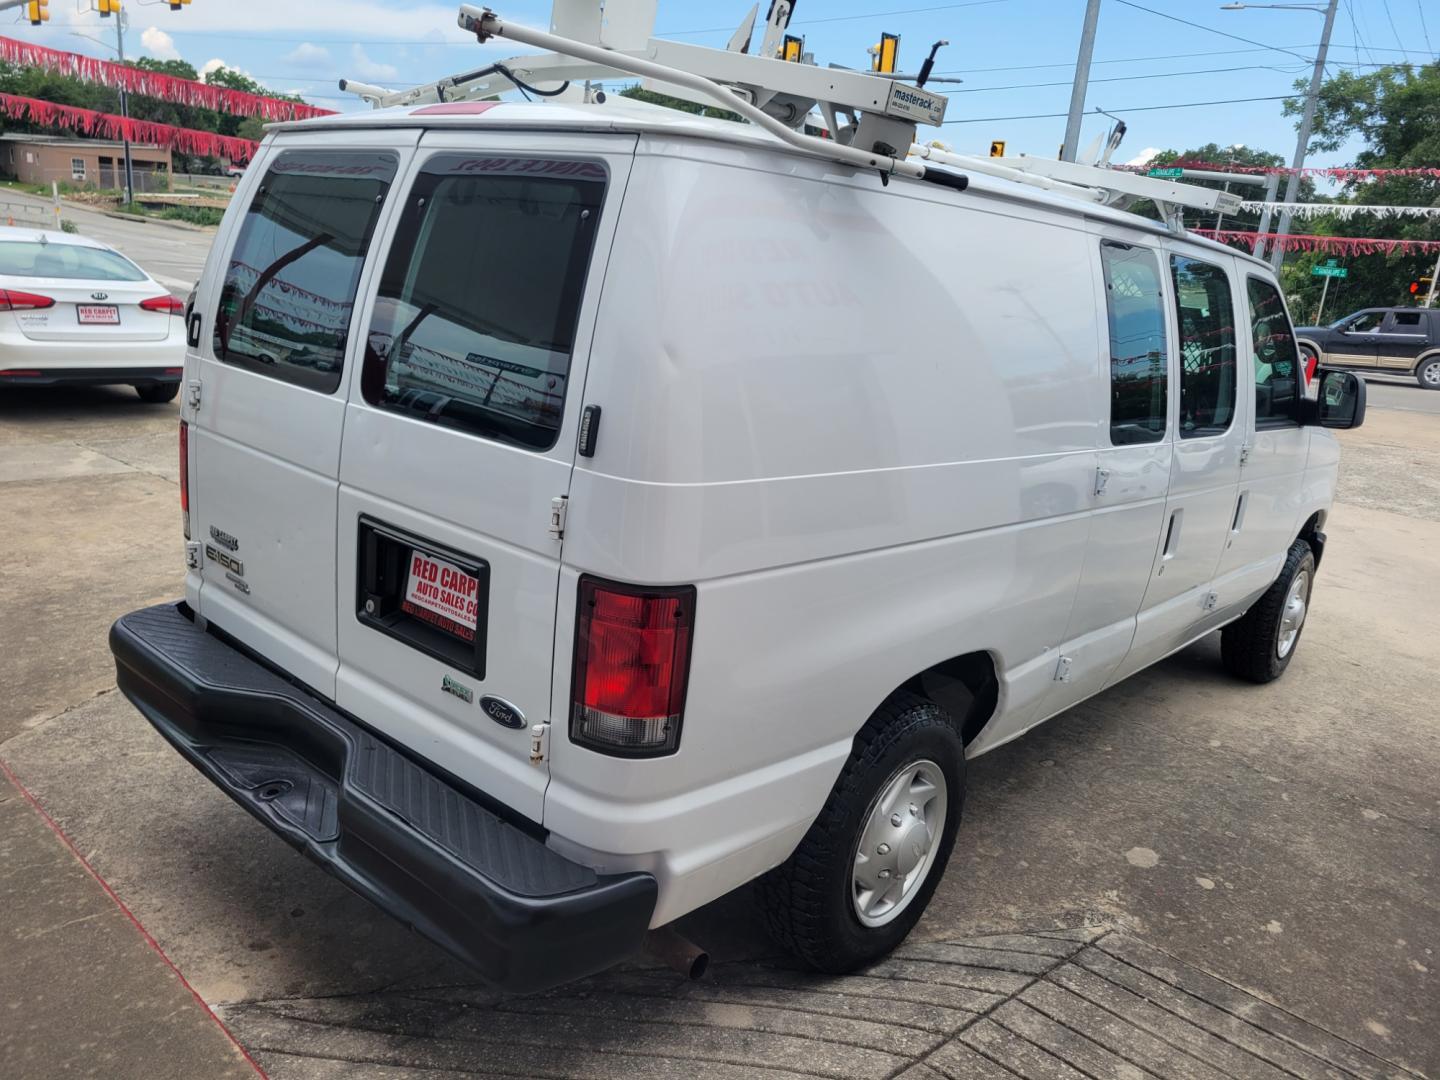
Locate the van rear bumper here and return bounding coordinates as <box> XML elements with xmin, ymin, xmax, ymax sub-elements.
<box><xmin>108</xmin><ymin>602</ymin><xmax>657</xmax><ymax>993</ymax></box>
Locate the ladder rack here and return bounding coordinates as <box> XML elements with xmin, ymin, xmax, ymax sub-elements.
<box><xmin>340</xmin><ymin>3</ymin><xmax>1247</xmax><ymax>232</ymax></box>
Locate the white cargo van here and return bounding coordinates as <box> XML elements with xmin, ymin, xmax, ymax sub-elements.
<box><xmin>109</xmin><ymin>14</ymin><xmax>1366</xmax><ymax>992</ymax></box>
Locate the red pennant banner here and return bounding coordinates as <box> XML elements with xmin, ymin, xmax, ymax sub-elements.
<box><xmin>1194</xmin><ymin>229</ymin><xmax>1440</xmax><ymax>256</ymax></box>
<box><xmin>0</xmin><ymin>36</ymin><xmax>333</xmax><ymax>122</ymax></box>
<box><xmin>1119</xmin><ymin>161</ymin><xmax>1440</xmax><ymax>182</ymax></box>
<box><xmin>0</xmin><ymin>92</ymin><xmax>259</xmax><ymax>162</ymax></box>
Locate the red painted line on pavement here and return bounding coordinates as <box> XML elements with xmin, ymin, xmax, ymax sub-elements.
<box><xmin>0</xmin><ymin>757</ymin><xmax>269</xmax><ymax>1079</ymax></box>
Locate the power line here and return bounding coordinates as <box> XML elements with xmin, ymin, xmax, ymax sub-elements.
<box><xmin>1110</xmin><ymin>0</ymin><xmax>1316</xmax><ymax>65</ymax></box>
<box><xmin>950</xmin><ymin>62</ymin><xmax>1303</xmax><ymax>94</ymax></box>
<box><xmin>1378</xmin><ymin>0</ymin><xmax>1411</xmax><ymax>58</ymax></box>
<box><xmin>940</xmin><ymin>93</ymin><xmax>1293</xmax><ymax>124</ymax></box>
<box><xmin>1418</xmin><ymin>0</ymin><xmax>1435</xmax><ymax>56</ymax></box>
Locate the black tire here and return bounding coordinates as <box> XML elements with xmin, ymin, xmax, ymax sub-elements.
<box><xmin>756</xmin><ymin>691</ymin><xmax>965</xmax><ymax>973</ymax></box>
<box><xmin>1416</xmin><ymin>355</ymin><xmax>1440</xmax><ymax>391</ymax></box>
<box><xmin>135</xmin><ymin>383</ymin><xmax>179</xmax><ymax>404</ymax></box>
<box><xmin>1221</xmin><ymin>539</ymin><xmax>1316</xmax><ymax>684</ymax></box>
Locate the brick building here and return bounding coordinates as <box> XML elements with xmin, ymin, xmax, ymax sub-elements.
<box><xmin>0</xmin><ymin>133</ymin><xmax>172</xmax><ymax>193</ymax></box>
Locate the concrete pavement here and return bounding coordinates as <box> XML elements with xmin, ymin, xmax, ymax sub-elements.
<box><xmin>0</xmin><ymin>382</ymin><xmax>1436</xmax><ymax>1077</ymax></box>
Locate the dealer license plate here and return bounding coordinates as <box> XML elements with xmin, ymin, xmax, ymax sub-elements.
<box><xmin>401</xmin><ymin>549</ymin><xmax>480</xmax><ymax>642</ymax></box>
<box><xmin>77</xmin><ymin>305</ymin><xmax>120</xmax><ymax>325</ymax></box>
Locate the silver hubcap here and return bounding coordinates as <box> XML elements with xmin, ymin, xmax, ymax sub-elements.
<box><xmin>1277</xmin><ymin>569</ymin><xmax>1311</xmax><ymax>659</ymax></box>
<box><xmin>852</xmin><ymin>760</ymin><xmax>947</xmax><ymax>927</ymax></box>
<box><xmin>1422</xmin><ymin>361</ymin><xmax>1440</xmax><ymax>387</ymax></box>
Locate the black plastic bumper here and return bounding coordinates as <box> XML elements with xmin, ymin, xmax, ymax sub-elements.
<box><xmin>109</xmin><ymin>602</ymin><xmax>656</xmax><ymax>993</ymax></box>
<box><xmin>0</xmin><ymin>367</ymin><xmax>181</xmax><ymax>386</ymax></box>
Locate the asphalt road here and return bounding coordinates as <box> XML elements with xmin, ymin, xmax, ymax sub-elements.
<box><xmin>0</xmin><ymin>187</ymin><xmax>214</xmax><ymax>295</ymax></box>
<box><xmin>1363</xmin><ymin>376</ymin><xmax>1440</xmax><ymax>415</ymax></box>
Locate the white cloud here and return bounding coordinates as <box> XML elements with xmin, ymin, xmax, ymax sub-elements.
<box><xmin>140</xmin><ymin>27</ymin><xmax>181</xmax><ymax>62</ymax></box>
<box><xmin>200</xmin><ymin>58</ymin><xmax>256</xmax><ymax>82</ymax></box>
<box><xmin>1125</xmin><ymin>147</ymin><xmax>1163</xmax><ymax>167</ymax></box>
<box><xmin>282</xmin><ymin>42</ymin><xmax>333</xmax><ymax>70</ymax></box>
<box><xmin>348</xmin><ymin>44</ymin><xmax>399</xmax><ymax>83</ymax></box>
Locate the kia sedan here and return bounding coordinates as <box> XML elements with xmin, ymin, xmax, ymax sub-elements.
<box><xmin>0</xmin><ymin>227</ymin><xmax>186</xmax><ymax>402</ymax></box>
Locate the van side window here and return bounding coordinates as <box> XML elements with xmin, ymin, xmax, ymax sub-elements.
<box><xmin>212</xmin><ymin>151</ymin><xmax>398</xmax><ymax>394</ymax></box>
<box><xmin>1246</xmin><ymin>277</ymin><xmax>1300</xmax><ymax>428</ymax></box>
<box><xmin>1169</xmin><ymin>255</ymin><xmax>1236</xmax><ymax>439</ymax></box>
<box><xmin>362</xmin><ymin>156</ymin><xmax>606</xmax><ymax>452</ymax></box>
<box><xmin>1100</xmin><ymin>241</ymin><xmax>1168</xmax><ymax>445</ymax></box>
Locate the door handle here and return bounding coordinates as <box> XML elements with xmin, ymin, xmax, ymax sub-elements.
<box><xmin>1161</xmin><ymin>509</ymin><xmax>1183</xmax><ymax>562</ymax></box>
<box><xmin>186</xmin><ymin>312</ymin><xmax>203</xmax><ymax>349</ymax></box>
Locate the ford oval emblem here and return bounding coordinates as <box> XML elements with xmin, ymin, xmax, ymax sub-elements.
<box><xmin>479</xmin><ymin>696</ymin><xmax>525</xmax><ymax>730</ymax></box>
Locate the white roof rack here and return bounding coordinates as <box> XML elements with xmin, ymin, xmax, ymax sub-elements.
<box><xmin>339</xmin><ymin>3</ymin><xmax>1247</xmax><ymax>233</ymax></box>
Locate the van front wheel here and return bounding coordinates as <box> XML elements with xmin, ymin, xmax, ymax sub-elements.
<box><xmin>756</xmin><ymin>692</ymin><xmax>965</xmax><ymax>973</ymax></box>
<box><xmin>1221</xmin><ymin>539</ymin><xmax>1316</xmax><ymax>683</ymax></box>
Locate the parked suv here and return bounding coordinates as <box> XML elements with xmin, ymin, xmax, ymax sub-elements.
<box><xmin>1295</xmin><ymin>306</ymin><xmax>1440</xmax><ymax>389</ymax></box>
<box><xmin>109</xmin><ymin>97</ymin><xmax>1365</xmax><ymax>992</ymax></box>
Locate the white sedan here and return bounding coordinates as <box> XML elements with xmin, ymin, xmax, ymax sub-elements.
<box><xmin>0</xmin><ymin>226</ymin><xmax>186</xmax><ymax>403</ymax></box>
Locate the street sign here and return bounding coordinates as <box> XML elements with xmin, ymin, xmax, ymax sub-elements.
<box><xmin>989</xmin><ymin>140</ymin><xmax>1006</xmax><ymax>158</ymax></box>
<box><xmin>1147</xmin><ymin>166</ymin><xmax>1183</xmax><ymax>178</ymax></box>
<box><xmin>1311</xmin><ymin>264</ymin><xmax>1348</xmax><ymax>279</ymax></box>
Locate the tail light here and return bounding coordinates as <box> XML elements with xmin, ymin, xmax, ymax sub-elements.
<box><xmin>0</xmin><ymin>289</ymin><xmax>55</xmax><ymax>311</ymax></box>
<box><xmin>572</xmin><ymin>577</ymin><xmax>696</xmax><ymax>757</ymax></box>
<box><xmin>140</xmin><ymin>295</ymin><xmax>186</xmax><ymax>314</ymax></box>
<box><xmin>179</xmin><ymin>420</ymin><xmax>190</xmax><ymax>540</ymax></box>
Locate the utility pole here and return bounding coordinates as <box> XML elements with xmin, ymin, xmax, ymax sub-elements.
<box><xmin>1425</xmin><ymin>249</ymin><xmax>1440</xmax><ymax>308</ymax></box>
<box><xmin>1252</xmin><ymin>172</ymin><xmax>1280</xmax><ymax>259</ymax></box>
<box><xmin>1061</xmin><ymin>0</ymin><xmax>1101</xmax><ymax>162</ymax></box>
<box><xmin>113</xmin><ymin>7</ymin><xmax>135</xmax><ymax>204</ymax></box>
<box><xmin>1223</xmin><ymin>1</ymin><xmax>1339</xmax><ymax>272</ymax></box>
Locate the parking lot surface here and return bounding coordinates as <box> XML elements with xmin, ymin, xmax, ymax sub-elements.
<box><xmin>2</xmin><ymin>378</ymin><xmax>1436</xmax><ymax>1078</ymax></box>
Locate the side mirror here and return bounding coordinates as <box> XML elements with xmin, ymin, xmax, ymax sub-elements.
<box><xmin>1303</xmin><ymin>368</ymin><xmax>1366</xmax><ymax>429</ymax></box>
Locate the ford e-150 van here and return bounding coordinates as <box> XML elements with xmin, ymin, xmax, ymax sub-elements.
<box><xmin>108</xmin><ymin>89</ymin><xmax>1365</xmax><ymax>992</ymax></box>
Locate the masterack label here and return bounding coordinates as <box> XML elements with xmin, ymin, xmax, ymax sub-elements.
<box><xmin>884</xmin><ymin>82</ymin><xmax>947</xmax><ymax>126</ymax></box>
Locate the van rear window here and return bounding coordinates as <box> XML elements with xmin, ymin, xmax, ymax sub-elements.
<box><xmin>361</xmin><ymin>156</ymin><xmax>606</xmax><ymax>452</ymax></box>
<box><xmin>213</xmin><ymin>150</ymin><xmax>398</xmax><ymax>394</ymax></box>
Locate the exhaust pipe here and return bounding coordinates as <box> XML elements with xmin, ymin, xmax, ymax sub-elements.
<box><xmin>645</xmin><ymin>926</ymin><xmax>709</xmax><ymax>980</ymax></box>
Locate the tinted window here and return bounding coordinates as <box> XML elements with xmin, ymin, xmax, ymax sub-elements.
<box><xmin>362</xmin><ymin>156</ymin><xmax>605</xmax><ymax>451</ymax></box>
<box><xmin>1246</xmin><ymin>277</ymin><xmax>1300</xmax><ymax>427</ymax></box>
<box><xmin>0</xmin><ymin>240</ymin><xmax>146</xmax><ymax>281</ymax></box>
<box><xmin>213</xmin><ymin>150</ymin><xmax>397</xmax><ymax>394</ymax></box>
<box><xmin>1101</xmin><ymin>241</ymin><xmax>1168</xmax><ymax>445</ymax></box>
<box><xmin>1170</xmin><ymin>256</ymin><xmax>1236</xmax><ymax>439</ymax></box>
<box><xmin>1388</xmin><ymin>311</ymin><xmax>1423</xmax><ymax>331</ymax></box>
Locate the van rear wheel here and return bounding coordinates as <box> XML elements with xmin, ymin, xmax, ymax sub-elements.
<box><xmin>1221</xmin><ymin>539</ymin><xmax>1316</xmax><ymax>684</ymax></box>
<box><xmin>756</xmin><ymin>691</ymin><xmax>965</xmax><ymax>973</ymax></box>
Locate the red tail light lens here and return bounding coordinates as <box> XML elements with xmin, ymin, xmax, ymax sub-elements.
<box><xmin>140</xmin><ymin>295</ymin><xmax>185</xmax><ymax>314</ymax></box>
<box><xmin>0</xmin><ymin>289</ymin><xmax>55</xmax><ymax>312</ymax></box>
<box><xmin>179</xmin><ymin>420</ymin><xmax>190</xmax><ymax>540</ymax></box>
<box><xmin>572</xmin><ymin>577</ymin><xmax>696</xmax><ymax>757</ymax></box>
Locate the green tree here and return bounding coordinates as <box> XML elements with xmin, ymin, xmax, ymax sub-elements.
<box><xmin>1277</xmin><ymin>61</ymin><xmax>1440</xmax><ymax>316</ymax></box>
<box><xmin>1133</xmin><ymin>143</ymin><xmax>1309</xmax><ymax>235</ymax></box>
<box><xmin>618</xmin><ymin>84</ymin><xmax>739</xmax><ymax>122</ymax></box>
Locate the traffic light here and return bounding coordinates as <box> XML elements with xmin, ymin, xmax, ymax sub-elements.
<box><xmin>96</xmin><ymin>0</ymin><xmax>120</xmax><ymax>17</ymax></box>
<box><xmin>168</xmin><ymin>0</ymin><xmax>192</xmax><ymax>9</ymax></box>
<box><xmin>1410</xmin><ymin>276</ymin><xmax>1433</xmax><ymax>296</ymax></box>
<box><xmin>781</xmin><ymin>34</ymin><xmax>803</xmax><ymax>63</ymax></box>
<box><xmin>27</xmin><ymin>0</ymin><xmax>49</xmax><ymax>24</ymax></box>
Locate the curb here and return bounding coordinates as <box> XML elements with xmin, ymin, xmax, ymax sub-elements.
<box><xmin>95</xmin><ymin>210</ymin><xmax>217</xmax><ymax>233</ymax></box>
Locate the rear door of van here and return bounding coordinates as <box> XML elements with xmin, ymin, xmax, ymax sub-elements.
<box><xmin>334</xmin><ymin>132</ymin><xmax>635</xmax><ymax>824</ymax></box>
<box><xmin>189</xmin><ymin>130</ymin><xmax>419</xmax><ymax>697</ymax></box>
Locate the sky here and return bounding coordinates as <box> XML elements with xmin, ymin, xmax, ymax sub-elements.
<box><xmin>10</xmin><ymin>0</ymin><xmax>1437</xmax><ymax>170</ymax></box>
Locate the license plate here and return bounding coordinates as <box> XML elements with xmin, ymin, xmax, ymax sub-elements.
<box><xmin>77</xmin><ymin>305</ymin><xmax>120</xmax><ymax>325</ymax></box>
<box><xmin>402</xmin><ymin>549</ymin><xmax>479</xmax><ymax>642</ymax></box>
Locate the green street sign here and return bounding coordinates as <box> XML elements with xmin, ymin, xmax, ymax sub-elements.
<box><xmin>1147</xmin><ymin>167</ymin><xmax>1184</xmax><ymax>178</ymax></box>
<box><xmin>1311</xmin><ymin>264</ymin><xmax>1349</xmax><ymax>279</ymax></box>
